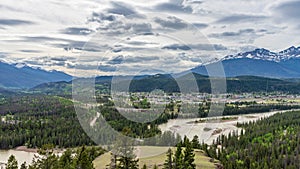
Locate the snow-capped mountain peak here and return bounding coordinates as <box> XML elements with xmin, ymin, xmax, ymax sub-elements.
<box><xmin>223</xmin><ymin>46</ymin><xmax>300</xmax><ymax>62</ymax></box>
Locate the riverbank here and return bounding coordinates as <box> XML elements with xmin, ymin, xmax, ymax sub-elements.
<box><xmin>159</xmin><ymin>109</ymin><xmax>300</xmax><ymax>144</ymax></box>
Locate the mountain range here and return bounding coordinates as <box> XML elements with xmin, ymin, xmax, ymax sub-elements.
<box><xmin>1</xmin><ymin>46</ymin><xmax>300</xmax><ymax>89</ymax></box>
<box><xmin>192</xmin><ymin>46</ymin><xmax>300</xmax><ymax>78</ymax></box>
<box><xmin>0</xmin><ymin>62</ymin><xmax>72</xmax><ymax>88</ymax></box>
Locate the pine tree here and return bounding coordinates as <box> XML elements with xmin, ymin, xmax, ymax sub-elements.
<box><xmin>6</xmin><ymin>155</ymin><xmax>18</xmax><ymax>169</ymax></box>
<box><xmin>20</xmin><ymin>162</ymin><xmax>27</xmax><ymax>169</ymax></box>
<box><xmin>58</xmin><ymin>149</ymin><xmax>74</xmax><ymax>169</ymax></box>
<box><xmin>191</xmin><ymin>135</ymin><xmax>200</xmax><ymax>149</ymax></box>
<box><xmin>74</xmin><ymin>146</ymin><xmax>94</xmax><ymax>169</ymax></box>
<box><xmin>163</xmin><ymin>148</ymin><xmax>173</xmax><ymax>169</ymax></box>
<box><xmin>142</xmin><ymin>164</ymin><xmax>147</xmax><ymax>169</ymax></box>
<box><xmin>183</xmin><ymin>141</ymin><xmax>196</xmax><ymax>169</ymax></box>
<box><xmin>173</xmin><ymin>143</ymin><xmax>183</xmax><ymax>169</ymax></box>
<box><xmin>115</xmin><ymin>128</ymin><xmax>139</xmax><ymax>169</ymax></box>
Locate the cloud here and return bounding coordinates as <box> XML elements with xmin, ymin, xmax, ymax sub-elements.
<box><xmin>107</xmin><ymin>1</ymin><xmax>137</xmax><ymax>16</ymax></box>
<box><xmin>154</xmin><ymin>16</ymin><xmax>187</xmax><ymax>29</ymax></box>
<box><xmin>272</xmin><ymin>1</ymin><xmax>300</xmax><ymax>23</ymax></box>
<box><xmin>124</xmin><ymin>56</ymin><xmax>160</xmax><ymax>63</ymax></box>
<box><xmin>192</xmin><ymin>23</ymin><xmax>208</xmax><ymax>29</ymax></box>
<box><xmin>126</xmin><ymin>41</ymin><xmax>158</xmax><ymax>46</ymax></box>
<box><xmin>209</xmin><ymin>28</ymin><xmax>256</xmax><ymax>38</ymax></box>
<box><xmin>154</xmin><ymin>0</ymin><xmax>193</xmax><ymax>13</ymax></box>
<box><xmin>0</xmin><ymin>19</ymin><xmax>34</xmax><ymax>26</ymax></box>
<box><xmin>162</xmin><ymin>44</ymin><xmax>191</xmax><ymax>51</ymax></box>
<box><xmin>162</xmin><ymin>43</ymin><xmax>228</xmax><ymax>51</ymax></box>
<box><xmin>88</xmin><ymin>12</ymin><xmax>116</xmax><ymax>23</ymax></box>
<box><xmin>98</xmin><ymin>64</ymin><xmax>117</xmax><ymax>72</ymax></box>
<box><xmin>107</xmin><ymin>55</ymin><xmax>124</xmax><ymax>65</ymax></box>
<box><xmin>61</xmin><ymin>27</ymin><xmax>94</xmax><ymax>35</ymax></box>
<box><xmin>96</xmin><ymin>19</ymin><xmax>152</xmax><ymax>36</ymax></box>
<box><xmin>216</xmin><ymin>14</ymin><xmax>267</xmax><ymax>24</ymax></box>
<box><xmin>19</xmin><ymin>50</ymin><xmax>42</xmax><ymax>53</ymax></box>
<box><xmin>20</xmin><ymin>36</ymin><xmax>94</xmax><ymax>52</ymax></box>
<box><xmin>20</xmin><ymin>56</ymin><xmax>76</xmax><ymax>68</ymax></box>
<box><xmin>106</xmin><ymin>55</ymin><xmax>159</xmax><ymax>65</ymax></box>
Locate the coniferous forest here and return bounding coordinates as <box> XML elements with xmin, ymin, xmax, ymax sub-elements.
<box><xmin>203</xmin><ymin>111</ymin><xmax>300</xmax><ymax>169</ymax></box>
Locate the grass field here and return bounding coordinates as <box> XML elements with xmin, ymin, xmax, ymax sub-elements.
<box><xmin>93</xmin><ymin>146</ymin><xmax>218</xmax><ymax>169</ymax></box>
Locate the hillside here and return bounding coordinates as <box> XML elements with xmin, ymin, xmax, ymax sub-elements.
<box><xmin>31</xmin><ymin>73</ymin><xmax>300</xmax><ymax>94</ymax></box>
<box><xmin>93</xmin><ymin>146</ymin><xmax>218</xmax><ymax>169</ymax></box>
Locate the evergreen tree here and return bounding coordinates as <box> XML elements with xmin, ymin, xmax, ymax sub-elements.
<box><xmin>115</xmin><ymin>128</ymin><xmax>139</xmax><ymax>169</ymax></box>
<box><xmin>191</xmin><ymin>135</ymin><xmax>200</xmax><ymax>149</ymax></box>
<box><xmin>20</xmin><ymin>162</ymin><xmax>27</xmax><ymax>169</ymax></box>
<box><xmin>163</xmin><ymin>148</ymin><xmax>173</xmax><ymax>169</ymax></box>
<box><xmin>74</xmin><ymin>146</ymin><xmax>94</xmax><ymax>169</ymax></box>
<box><xmin>58</xmin><ymin>149</ymin><xmax>74</xmax><ymax>169</ymax></box>
<box><xmin>6</xmin><ymin>155</ymin><xmax>18</xmax><ymax>169</ymax></box>
<box><xmin>173</xmin><ymin>143</ymin><xmax>183</xmax><ymax>169</ymax></box>
<box><xmin>183</xmin><ymin>142</ymin><xmax>196</xmax><ymax>169</ymax></box>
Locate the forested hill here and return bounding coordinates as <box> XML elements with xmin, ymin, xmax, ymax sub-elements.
<box><xmin>30</xmin><ymin>73</ymin><xmax>300</xmax><ymax>95</ymax></box>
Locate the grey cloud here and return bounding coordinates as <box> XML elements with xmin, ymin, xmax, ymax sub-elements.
<box><xmin>108</xmin><ymin>55</ymin><xmax>124</xmax><ymax>65</ymax></box>
<box><xmin>107</xmin><ymin>55</ymin><xmax>159</xmax><ymax>64</ymax></box>
<box><xmin>162</xmin><ymin>44</ymin><xmax>227</xmax><ymax>51</ymax></box>
<box><xmin>71</xmin><ymin>64</ymin><xmax>98</xmax><ymax>70</ymax></box>
<box><xmin>0</xmin><ymin>19</ymin><xmax>34</xmax><ymax>26</ymax></box>
<box><xmin>23</xmin><ymin>36</ymin><xmax>67</xmax><ymax>42</ymax></box>
<box><xmin>107</xmin><ymin>1</ymin><xmax>136</xmax><ymax>16</ymax></box>
<box><xmin>126</xmin><ymin>41</ymin><xmax>158</xmax><ymax>46</ymax></box>
<box><xmin>17</xmin><ymin>36</ymin><xmax>95</xmax><ymax>52</ymax></box>
<box><xmin>98</xmin><ymin>64</ymin><xmax>117</xmax><ymax>72</ymax></box>
<box><xmin>209</xmin><ymin>28</ymin><xmax>256</xmax><ymax>38</ymax></box>
<box><xmin>51</xmin><ymin>57</ymin><xmax>76</xmax><ymax>62</ymax></box>
<box><xmin>193</xmin><ymin>23</ymin><xmax>208</xmax><ymax>29</ymax></box>
<box><xmin>189</xmin><ymin>0</ymin><xmax>203</xmax><ymax>4</ymax></box>
<box><xmin>19</xmin><ymin>50</ymin><xmax>42</xmax><ymax>53</ymax></box>
<box><xmin>88</xmin><ymin>12</ymin><xmax>116</xmax><ymax>23</ymax></box>
<box><xmin>154</xmin><ymin>16</ymin><xmax>187</xmax><ymax>29</ymax></box>
<box><xmin>273</xmin><ymin>1</ymin><xmax>300</xmax><ymax>23</ymax></box>
<box><xmin>162</xmin><ymin>44</ymin><xmax>191</xmax><ymax>51</ymax></box>
<box><xmin>97</xmin><ymin>19</ymin><xmax>153</xmax><ymax>36</ymax></box>
<box><xmin>154</xmin><ymin>0</ymin><xmax>193</xmax><ymax>13</ymax></box>
<box><xmin>131</xmin><ymin>23</ymin><xmax>152</xmax><ymax>34</ymax></box>
<box><xmin>124</xmin><ymin>56</ymin><xmax>159</xmax><ymax>63</ymax></box>
<box><xmin>216</xmin><ymin>14</ymin><xmax>267</xmax><ymax>24</ymax></box>
<box><xmin>61</xmin><ymin>27</ymin><xmax>94</xmax><ymax>35</ymax></box>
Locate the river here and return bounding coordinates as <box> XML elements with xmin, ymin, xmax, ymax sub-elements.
<box><xmin>159</xmin><ymin>109</ymin><xmax>297</xmax><ymax>144</ymax></box>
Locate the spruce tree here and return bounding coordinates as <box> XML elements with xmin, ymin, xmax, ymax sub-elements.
<box><xmin>183</xmin><ymin>142</ymin><xmax>196</xmax><ymax>169</ymax></box>
<box><xmin>20</xmin><ymin>162</ymin><xmax>27</xmax><ymax>169</ymax></box>
<box><xmin>115</xmin><ymin>127</ymin><xmax>139</xmax><ymax>169</ymax></box>
<box><xmin>173</xmin><ymin>143</ymin><xmax>183</xmax><ymax>169</ymax></box>
<box><xmin>163</xmin><ymin>148</ymin><xmax>173</xmax><ymax>169</ymax></box>
<box><xmin>6</xmin><ymin>155</ymin><xmax>18</xmax><ymax>169</ymax></box>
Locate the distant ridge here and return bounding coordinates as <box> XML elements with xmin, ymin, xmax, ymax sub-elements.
<box><xmin>192</xmin><ymin>46</ymin><xmax>300</xmax><ymax>78</ymax></box>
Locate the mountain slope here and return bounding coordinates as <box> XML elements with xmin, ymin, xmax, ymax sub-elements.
<box><xmin>0</xmin><ymin>61</ymin><xmax>72</xmax><ymax>88</ymax></box>
<box><xmin>31</xmin><ymin>73</ymin><xmax>300</xmax><ymax>94</ymax></box>
<box><xmin>192</xmin><ymin>46</ymin><xmax>300</xmax><ymax>78</ymax></box>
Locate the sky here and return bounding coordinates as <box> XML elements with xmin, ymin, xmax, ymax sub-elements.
<box><xmin>0</xmin><ymin>0</ymin><xmax>300</xmax><ymax>76</ymax></box>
